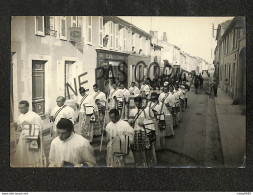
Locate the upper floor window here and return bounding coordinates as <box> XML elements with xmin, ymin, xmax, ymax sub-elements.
<box><xmin>71</xmin><ymin>16</ymin><xmax>77</xmax><ymax>27</ymax></box>
<box><xmin>87</xmin><ymin>16</ymin><xmax>92</xmax><ymax>44</ymax></box>
<box><xmin>109</xmin><ymin>21</ymin><xmax>114</xmax><ymax>49</ymax></box>
<box><xmin>99</xmin><ymin>17</ymin><xmax>103</xmax><ymax>47</ymax></box>
<box><xmin>60</xmin><ymin>16</ymin><xmax>67</xmax><ymax>40</ymax></box>
<box><xmin>35</xmin><ymin>16</ymin><xmax>45</xmax><ymax>36</ymax></box>
<box><xmin>44</xmin><ymin>16</ymin><xmax>57</xmax><ymax>37</ymax></box>
<box><xmin>115</xmin><ymin>24</ymin><xmax>119</xmax><ymax>50</ymax></box>
<box><xmin>123</xmin><ymin>28</ymin><xmax>126</xmax><ymax>51</ymax></box>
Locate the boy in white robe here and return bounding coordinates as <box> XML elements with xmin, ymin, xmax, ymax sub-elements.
<box><xmin>129</xmin><ymin>96</ymin><xmax>156</xmax><ymax>167</ymax></box>
<box><xmin>105</xmin><ymin>109</ymin><xmax>134</xmax><ymax>167</ymax></box>
<box><xmin>49</xmin><ymin>118</ymin><xmax>96</xmax><ymax>167</ymax></box>
<box><xmin>92</xmin><ymin>84</ymin><xmax>107</xmax><ymax>136</ymax></box>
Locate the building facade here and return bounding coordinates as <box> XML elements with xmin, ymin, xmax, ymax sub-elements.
<box><xmin>214</xmin><ymin>16</ymin><xmax>246</xmax><ymax>105</ymax></box>
<box><xmin>11</xmin><ymin>16</ymin><xmax>152</xmax><ymax>123</ymax></box>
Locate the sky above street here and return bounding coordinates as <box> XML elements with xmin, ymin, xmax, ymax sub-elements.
<box><xmin>119</xmin><ymin>16</ymin><xmax>234</xmax><ymax>64</ymax></box>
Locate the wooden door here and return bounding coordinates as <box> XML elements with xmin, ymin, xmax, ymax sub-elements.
<box><xmin>32</xmin><ymin>60</ymin><xmax>46</xmax><ymax>118</ymax></box>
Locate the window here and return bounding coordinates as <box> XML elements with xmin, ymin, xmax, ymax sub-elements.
<box><xmin>123</xmin><ymin>28</ymin><xmax>126</xmax><ymax>51</ymax></box>
<box><xmin>139</xmin><ymin>35</ymin><xmax>142</xmax><ymax>53</ymax></box>
<box><xmin>60</xmin><ymin>16</ymin><xmax>67</xmax><ymax>40</ymax></box>
<box><xmin>99</xmin><ymin>17</ymin><xmax>103</xmax><ymax>47</ymax></box>
<box><xmin>35</xmin><ymin>16</ymin><xmax>45</xmax><ymax>36</ymax></box>
<box><xmin>132</xmin><ymin>33</ymin><xmax>136</xmax><ymax>49</ymax></box>
<box><xmin>229</xmin><ymin>64</ymin><xmax>231</xmax><ymax>86</ymax></box>
<box><xmin>224</xmin><ymin>64</ymin><xmax>226</xmax><ymax>80</ymax></box>
<box><xmin>71</xmin><ymin>16</ymin><xmax>77</xmax><ymax>27</ymax></box>
<box><xmin>109</xmin><ymin>21</ymin><xmax>114</xmax><ymax>49</ymax></box>
<box><xmin>77</xmin><ymin>16</ymin><xmax>84</xmax><ymax>36</ymax></box>
<box><xmin>65</xmin><ymin>61</ymin><xmax>76</xmax><ymax>99</ymax></box>
<box><xmin>115</xmin><ymin>24</ymin><xmax>119</xmax><ymax>50</ymax></box>
<box><xmin>87</xmin><ymin>16</ymin><xmax>92</xmax><ymax>44</ymax></box>
<box><xmin>44</xmin><ymin>16</ymin><xmax>56</xmax><ymax>36</ymax></box>
<box><xmin>233</xmin><ymin>29</ymin><xmax>236</xmax><ymax>50</ymax></box>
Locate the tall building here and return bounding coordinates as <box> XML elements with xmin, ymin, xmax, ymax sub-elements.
<box><xmin>214</xmin><ymin>16</ymin><xmax>246</xmax><ymax>104</ymax></box>
<box><xmin>11</xmin><ymin>16</ymin><xmax>152</xmax><ymax>123</ymax></box>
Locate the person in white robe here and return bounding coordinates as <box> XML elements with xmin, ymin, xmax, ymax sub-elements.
<box><xmin>179</xmin><ymin>85</ymin><xmax>187</xmax><ymax>112</ymax></box>
<box><xmin>129</xmin><ymin>82</ymin><xmax>140</xmax><ymax>97</ymax></box>
<box><xmin>158</xmin><ymin>84</ymin><xmax>174</xmax><ymax>137</ymax></box>
<box><xmin>105</xmin><ymin>109</ymin><xmax>134</xmax><ymax>167</ymax></box>
<box><xmin>128</xmin><ymin>96</ymin><xmax>156</xmax><ymax>167</ymax></box>
<box><xmin>140</xmin><ymin>80</ymin><xmax>151</xmax><ymax>100</ymax></box>
<box><xmin>50</xmin><ymin>96</ymin><xmax>75</xmax><ymax>137</ymax></box>
<box><xmin>13</xmin><ymin>100</ymin><xmax>47</xmax><ymax>167</ymax></box>
<box><xmin>147</xmin><ymin>92</ymin><xmax>167</xmax><ymax>151</ymax></box>
<box><xmin>49</xmin><ymin>118</ymin><xmax>96</xmax><ymax>167</ymax></box>
<box><xmin>76</xmin><ymin>87</ymin><xmax>98</xmax><ymax>142</ymax></box>
<box><xmin>165</xmin><ymin>86</ymin><xmax>178</xmax><ymax>127</ymax></box>
<box><xmin>108</xmin><ymin>83</ymin><xmax>122</xmax><ymax>110</ymax></box>
<box><xmin>119</xmin><ymin>83</ymin><xmax>131</xmax><ymax>120</ymax></box>
<box><xmin>128</xmin><ymin>82</ymin><xmax>140</xmax><ymax>110</ymax></box>
<box><xmin>173</xmin><ymin>84</ymin><xmax>184</xmax><ymax>122</ymax></box>
<box><xmin>92</xmin><ymin>84</ymin><xmax>107</xmax><ymax>136</ymax></box>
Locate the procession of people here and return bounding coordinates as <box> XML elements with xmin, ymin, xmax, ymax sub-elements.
<box><xmin>12</xmin><ymin>72</ymin><xmax>201</xmax><ymax>168</ymax></box>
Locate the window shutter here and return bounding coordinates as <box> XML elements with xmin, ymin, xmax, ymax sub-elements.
<box><xmin>71</xmin><ymin>16</ymin><xmax>77</xmax><ymax>27</ymax></box>
<box><xmin>60</xmin><ymin>16</ymin><xmax>67</xmax><ymax>40</ymax></box>
<box><xmin>123</xmin><ymin>28</ymin><xmax>126</xmax><ymax>51</ymax></box>
<box><xmin>115</xmin><ymin>24</ymin><xmax>119</xmax><ymax>50</ymax></box>
<box><xmin>99</xmin><ymin>17</ymin><xmax>103</xmax><ymax>47</ymax></box>
<box><xmin>87</xmin><ymin>16</ymin><xmax>92</xmax><ymax>44</ymax></box>
<box><xmin>35</xmin><ymin>16</ymin><xmax>45</xmax><ymax>36</ymax></box>
<box><xmin>109</xmin><ymin>21</ymin><xmax>114</xmax><ymax>49</ymax></box>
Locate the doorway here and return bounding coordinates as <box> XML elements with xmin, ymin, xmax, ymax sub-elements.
<box><xmin>32</xmin><ymin>60</ymin><xmax>46</xmax><ymax>118</ymax></box>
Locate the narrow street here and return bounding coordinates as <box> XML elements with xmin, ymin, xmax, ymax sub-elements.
<box><xmin>10</xmin><ymin>75</ymin><xmax>224</xmax><ymax>167</ymax></box>
<box><xmin>156</xmin><ymin>75</ymin><xmax>224</xmax><ymax>167</ymax></box>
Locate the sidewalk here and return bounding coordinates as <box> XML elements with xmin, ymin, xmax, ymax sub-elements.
<box><xmin>214</xmin><ymin>87</ymin><xmax>246</xmax><ymax>167</ymax></box>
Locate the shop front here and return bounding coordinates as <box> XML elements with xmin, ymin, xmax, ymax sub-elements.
<box><xmin>96</xmin><ymin>49</ymin><xmax>129</xmax><ymax>92</ymax></box>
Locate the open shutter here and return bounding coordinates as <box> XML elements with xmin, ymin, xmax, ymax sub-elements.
<box><xmin>35</xmin><ymin>16</ymin><xmax>45</xmax><ymax>36</ymax></box>
<box><xmin>60</xmin><ymin>16</ymin><xmax>67</xmax><ymax>40</ymax></box>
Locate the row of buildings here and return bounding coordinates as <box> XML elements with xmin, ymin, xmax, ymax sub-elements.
<box><xmin>11</xmin><ymin>16</ymin><xmax>212</xmax><ymax>123</ymax></box>
<box><xmin>213</xmin><ymin>16</ymin><xmax>246</xmax><ymax>106</ymax></box>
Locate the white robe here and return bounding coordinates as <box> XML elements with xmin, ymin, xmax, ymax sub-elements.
<box><xmin>129</xmin><ymin>86</ymin><xmax>140</xmax><ymax>97</ymax></box>
<box><xmin>158</xmin><ymin>92</ymin><xmax>168</xmax><ymax>103</ymax></box>
<box><xmin>49</xmin><ymin>133</ymin><xmax>96</xmax><ymax>167</ymax></box>
<box><xmin>92</xmin><ymin>90</ymin><xmax>107</xmax><ymax>107</ymax></box>
<box><xmin>77</xmin><ymin>94</ymin><xmax>98</xmax><ymax>113</ymax></box>
<box><xmin>105</xmin><ymin>120</ymin><xmax>135</xmax><ymax>166</ymax></box>
<box><xmin>120</xmin><ymin>88</ymin><xmax>131</xmax><ymax>102</ymax></box>
<box><xmin>173</xmin><ymin>90</ymin><xmax>183</xmax><ymax>107</ymax></box>
<box><xmin>108</xmin><ymin>88</ymin><xmax>121</xmax><ymax>109</ymax></box>
<box><xmin>129</xmin><ymin>108</ymin><xmax>147</xmax><ymax>131</ymax></box>
<box><xmin>50</xmin><ymin>105</ymin><xmax>76</xmax><ymax>132</ymax></box>
<box><xmin>164</xmin><ymin>92</ymin><xmax>176</xmax><ymax>107</ymax></box>
<box><xmin>13</xmin><ymin>111</ymin><xmax>46</xmax><ymax>167</ymax></box>
<box><xmin>17</xmin><ymin>110</ymin><xmax>43</xmax><ymax>128</ymax></box>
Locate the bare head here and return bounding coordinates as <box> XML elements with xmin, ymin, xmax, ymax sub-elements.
<box><xmin>56</xmin><ymin>96</ymin><xmax>65</xmax><ymax>107</ymax></box>
<box><xmin>18</xmin><ymin>100</ymin><xmax>29</xmax><ymax>114</ymax></box>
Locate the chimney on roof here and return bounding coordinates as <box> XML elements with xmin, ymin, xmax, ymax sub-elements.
<box><xmin>163</xmin><ymin>32</ymin><xmax>167</xmax><ymax>42</ymax></box>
